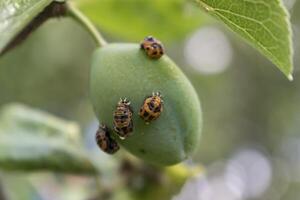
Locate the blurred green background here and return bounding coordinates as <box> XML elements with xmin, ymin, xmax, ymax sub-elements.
<box><xmin>0</xmin><ymin>0</ymin><xmax>300</xmax><ymax>199</ymax></box>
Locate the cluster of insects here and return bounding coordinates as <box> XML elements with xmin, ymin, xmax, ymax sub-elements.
<box><xmin>96</xmin><ymin>36</ymin><xmax>165</xmax><ymax>154</ymax></box>
<box><xmin>96</xmin><ymin>93</ymin><xmax>164</xmax><ymax>154</ymax></box>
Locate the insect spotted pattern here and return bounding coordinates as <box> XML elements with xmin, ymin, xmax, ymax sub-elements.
<box><xmin>95</xmin><ymin>124</ymin><xmax>120</xmax><ymax>154</ymax></box>
<box><xmin>139</xmin><ymin>92</ymin><xmax>164</xmax><ymax>123</ymax></box>
<box><xmin>140</xmin><ymin>36</ymin><xmax>164</xmax><ymax>59</ymax></box>
<box><xmin>113</xmin><ymin>98</ymin><xmax>134</xmax><ymax>139</ymax></box>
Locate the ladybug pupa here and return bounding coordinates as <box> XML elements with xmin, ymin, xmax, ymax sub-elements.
<box><xmin>139</xmin><ymin>92</ymin><xmax>164</xmax><ymax>124</ymax></box>
<box><xmin>95</xmin><ymin>124</ymin><xmax>120</xmax><ymax>154</ymax></box>
<box><xmin>140</xmin><ymin>36</ymin><xmax>164</xmax><ymax>59</ymax></box>
<box><xmin>113</xmin><ymin>98</ymin><xmax>134</xmax><ymax>139</ymax></box>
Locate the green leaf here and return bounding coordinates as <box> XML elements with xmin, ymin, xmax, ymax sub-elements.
<box><xmin>195</xmin><ymin>0</ymin><xmax>293</xmax><ymax>79</ymax></box>
<box><xmin>0</xmin><ymin>103</ymin><xmax>98</xmax><ymax>174</ymax></box>
<box><xmin>0</xmin><ymin>0</ymin><xmax>52</xmax><ymax>53</ymax></box>
<box><xmin>75</xmin><ymin>0</ymin><xmax>206</xmax><ymax>42</ymax></box>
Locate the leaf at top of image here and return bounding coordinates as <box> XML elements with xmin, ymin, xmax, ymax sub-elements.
<box><xmin>0</xmin><ymin>0</ymin><xmax>52</xmax><ymax>54</ymax></box>
<box><xmin>75</xmin><ymin>0</ymin><xmax>207</xmax><ymax>42</ymax></box>
<box><xmin>195</xmin><ymin>0</ymin><xmax>293</xmax><ymax>80</ymax></box>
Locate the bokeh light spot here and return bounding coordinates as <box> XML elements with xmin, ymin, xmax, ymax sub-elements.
<box><xmin>184</xmin><ymin>27</ymin><xmax>233</xmax><ymax>74</ymax></box>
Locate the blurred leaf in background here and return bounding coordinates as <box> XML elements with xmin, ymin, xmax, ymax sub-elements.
<box><xmin>75</xmin><ymin>0</ymin><xmax>207</xmax><ymax>42</ymax></box>
<box><xmin>0</xmin><ymin>103</ymin><xmax>97</xmax><ymax>174</ymax></box>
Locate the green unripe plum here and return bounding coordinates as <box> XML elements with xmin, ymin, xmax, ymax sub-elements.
<box><xmin>90</xmin><ymin>43</ymin><xmax>202</xmax><ymax>166</ymax></box>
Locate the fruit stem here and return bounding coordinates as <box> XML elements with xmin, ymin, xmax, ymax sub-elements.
<box><xmin>67</xmin><ymin>2</ymin><xmax>107</xmax><ymax>47</ymax></box>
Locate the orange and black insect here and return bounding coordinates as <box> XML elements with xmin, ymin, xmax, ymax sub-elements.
<box><xmin>140</xmin><ymin>36</ymin><xmax>164</xmax><ymax>59</ymax></box>
<box><xmin>139</xmin><ymin>92</ymin><xmax>164</xmax><ymax>123</ymax></box>
<box><xmin>95</xmin><ymin>124</ymin><xmax>120</xmax><ymax>154</ymax></box>
<box><xmin>113</xmin><ymin>98</ymin><xmax>133</xmax><ymax>139</ymax></box>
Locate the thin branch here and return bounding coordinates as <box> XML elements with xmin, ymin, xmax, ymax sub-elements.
<box><xmin>67</xmin><ymin>2</ymin><xmax>107</xmax><ymax>47</ymax></box>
